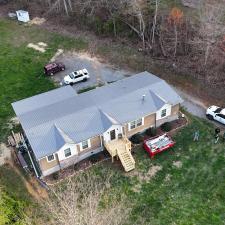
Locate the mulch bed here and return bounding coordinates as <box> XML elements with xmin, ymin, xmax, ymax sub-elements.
<box><xmin>44</xmin><ymin>151</ymin><xmax>110</xmax><ymax>184</ymax></box>
<box><xmin>132</xmin><ymin>116</ymin><xmax>188</xmax><ymax>148</ymax></box>
<box><xmin>143</xmin><ymin>117</ymin><xmax>187</xmax><ymax>141</ymax></box>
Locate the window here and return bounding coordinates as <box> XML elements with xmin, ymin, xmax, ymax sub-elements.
<box><xmin>81</xmin><ymin>140</ymin><xmax>89</xmax><ymax>150</ymax></box>
<box><xmin>161</xmin><ymin>109</ymin><xmax>167</xmax><ymax>118</ymax></box>
<box><xmin>64</xmin><ymin>148</ymin><xmax>71</xmax><ymax>157</ymax></box>
<box><xmin>69</xmin><ymin>73</ymin><xmax>74</xmax><ymax>79</ymax></box>
<box><xmin>136</xmin><ymin>118</ymin><xmax>143</xmax><ymax>127</ymax></box>
<box><xmin>75</xmin><ymin>74</ymin><xmax>83</xmax><ymax>78</ymax></box>
<box><xmin>214</xmin><ymin>108</ymin><xmax>222</xmax><ymax>113</ymax></box>
<box><xmin>217</xmin><ymin>114</ymin><xmax>225</xmax><ymax>119</ymax></box>
<box><xmin>129</xmin><ymin>118</ymin><xmax>143</xmax><ymax>130</ymax></box>
<box><xmin>130</xmin><ymin>121</ymin><xmax>136</xmax><ymax>130</ymax></box>
<box><xmin>47</xmin><ymin>154</ymin><xmax>55</xmax><ymax>162</ymax></box>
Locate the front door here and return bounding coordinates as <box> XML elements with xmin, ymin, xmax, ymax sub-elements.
<box><xmin>110</xmin><ymin>129</ymin><xmax>116</xmax><ymax>140</ymax></box>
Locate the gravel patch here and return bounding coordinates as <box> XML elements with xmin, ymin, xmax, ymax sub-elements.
<box><xmin>51</xmin><ymin>51</ymin><xmax>133</xmax><ymax>92</ymax></box>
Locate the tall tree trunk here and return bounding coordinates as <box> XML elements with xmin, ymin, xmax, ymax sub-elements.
<box><xmin>173</xmin><ymin>23</ymin><xmax>178</xmax><ymax>57</ymax></box>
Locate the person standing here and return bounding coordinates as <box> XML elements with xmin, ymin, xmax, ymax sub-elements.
<box><xmin>214</xmin><ymin>128</ymin><xmax>220</xmax><ymax>144</ymax></box>
<box><xmin>193</xmin><ymin>130</ymin><xmax>200</xmax><ymax>141</ymax></box>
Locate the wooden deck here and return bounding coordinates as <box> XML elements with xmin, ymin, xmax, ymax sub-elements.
<box><xmin>104</xmin><ymin>137</ymin><xmax>135</xmax><ymax>172</ymax></box>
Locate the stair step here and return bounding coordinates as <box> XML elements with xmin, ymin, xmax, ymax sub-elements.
<box><xmin>116</xmin><ymin>144</ymin><xmax>135</xmax><ymax>172</ymax></box>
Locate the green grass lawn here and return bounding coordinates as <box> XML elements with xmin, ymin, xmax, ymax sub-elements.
<box><xmin>65</xmin><ymin>116</ymin><xmax>225</xmax><ymax>225</ymax></box>
<box><xmin>0</xmin><ymin>18</ymin><xmax>88</xmax><ymax>224</ymax></box>
<box><xmin>0</xmin><ymin>19</ymin><xmax>88</xmax><ymax>142</ymax></box>
<box><xmin>0</xmin><ymin>165</ymin><xmax>33</xmax><ymax>224</ymax></box>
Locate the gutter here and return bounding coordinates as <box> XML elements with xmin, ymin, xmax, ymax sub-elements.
<box><xmin>27</xmin><ymin>149</ymin><xmax>39</xmax><ymax>178</ymax></box>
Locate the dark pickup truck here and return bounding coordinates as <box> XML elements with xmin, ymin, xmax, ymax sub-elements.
<box><xmin>44</xmin><ymin>62</ymin><xmax>65</xmax><ymax>76</ymax></box>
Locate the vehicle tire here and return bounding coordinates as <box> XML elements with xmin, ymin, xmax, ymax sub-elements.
<box><xmin>83</xmin><ymin>78</ymin><xmax>87</xmax><ymax>82</ymax></box>
<box><xmin>69</xmin><ymin>82</ymin><xmax>73</xmax><ymax>86</ymax></box>
<box><xmin>206</xmin><ymin>114</ymin><xmax>213</xmax><ymax>120</ymax></box>
<box><xmin>50</xmin><ymin>72</ymin><xmax>54</xmax><ymax>76</ymax></box>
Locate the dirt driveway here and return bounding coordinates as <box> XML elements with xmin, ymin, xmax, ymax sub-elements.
<box><xmin>52</xmin><ymin>52</ymin><xmax>133</xmax><ymax>91</ymax></box>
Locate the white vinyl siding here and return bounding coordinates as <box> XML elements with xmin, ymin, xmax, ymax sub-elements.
<box><xmin>156</xmin><ymin>104</ymin><xmax>172</xmax><ymax>120</ymax></box>
<box><xmin>129</xmin><ymin>118</ymin><xmax>144</xmax><ymax>130</ymax></box>
<box><xmin>103</xmin><ymin>125</ymin><xmax>123</xmax><ymax>143</ymax></box>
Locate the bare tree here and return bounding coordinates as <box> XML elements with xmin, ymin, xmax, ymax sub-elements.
<box><xmin>151</xmin><ymin>0</ymin><xmax>159</xmax><ymax>45</ymax></box>
<box><xmin>168</xmin><ymin>7</ymin><xmax>184</xmax><ymax>58</ymax></box>
<box><xmin>44</xmin><ymin>171</ymin><xmax>130</xmax><ymax>225</ymax></box>
<box><xmin>121</xmin><ymin>0</ymin><xmax>147</xmax><ymax>49</ymax></box>
<box><xmin>198</xmin><ymin>2</ymin><xmax>225</xmax><ymax>66</ymax></box>
<box><xmin>45</xmin><ymin>0</ymin><xmax>73</xmax><ymax>16</ymax></box>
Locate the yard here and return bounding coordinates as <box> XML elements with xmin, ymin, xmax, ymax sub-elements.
<box><xmin>0</xmin><ymin>18</ymin><xmax>225</xmax><ymax>225</ymax></box>
<box><xmin>51</xmin><ymin>116</ymin><xmax>225</xmax><ymax>225</ymax></box>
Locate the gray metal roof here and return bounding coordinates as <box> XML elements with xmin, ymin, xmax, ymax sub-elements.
<box><xmin>12</xmin><ymin>71</ymin><xmax>183</xmax><ymax>159</ymax></box>
<box><xmin>12</xmin><ymin>86</ymin><xmax>76</xmax><ymax>116</ymax></box>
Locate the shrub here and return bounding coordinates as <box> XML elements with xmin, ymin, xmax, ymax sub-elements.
<box><xmin>77</xmin><ymin>86</ymin><xmax>97</xmax><ymax>94</ymax></box>
<box><xmin>160</xmin><ymin>122</ymin><xmax>172</xmax><ymax>132</ymax></box>
<box><xmin>130</xmin><ymin>133</ymin><xmax>143</xmax><ymax>144</ymax></box>
<box><xmin>90</xmin><ymin>154</ymin><xmax>99</xmax><ymax>164</ymax></box>
<box><xmin>52</xmin><ymin>172</ymin><xmax>59</xmax><ymax>180</ymax></box>
<box><xmin>145</xmin><ymin>127</ymin><xmax>157</xmax><ymax>137</ymax></box>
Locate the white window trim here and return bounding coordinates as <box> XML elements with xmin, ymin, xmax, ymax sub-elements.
<box><xmin>46</xmin><ymin>154</ymin><xmax>55</xmax><ymax>162</ymax></box>
<box><xmin>137</xmin><ymin>118</ymin><xmax>144</xmax><ymax>127</ymax></box>
<box><xmin>64</xmin><ymin>148</ymin><xmax>72</xmax><ymax>158</ymax></box>
<box><xmin>129</xmin><ymin>121</ymin><xmax>136</xmax><ymax>130</ymax></box>
<box><xmin>128</xmin><ymin>117</ymin><xmax>144</xmax><ymax>131</ymax></box>
<box><xmin>80</xmin><ymin>139</ymin><xmax>91</xmax><ymax>151</ymax></box>
<box><xmin>161</xmin><ymin>109</ymin><xmax>167</xmax><ymax>118</ymax></box>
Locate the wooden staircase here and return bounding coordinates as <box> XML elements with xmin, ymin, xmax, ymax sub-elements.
<box><xmin>104</xmin><ymin>137</ymin><xmax>135</xmax><ymax>172</ymax></box>
<box><xmin>117</xmin><ymin>147</ymin><xmax>135</xmax><ymax>172</ymax></box>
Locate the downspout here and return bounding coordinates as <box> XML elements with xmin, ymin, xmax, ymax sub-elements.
<box><xmin>100</xmin><ymin>135</ymin><xmax>103</xmax><ymax>147</ymax></box>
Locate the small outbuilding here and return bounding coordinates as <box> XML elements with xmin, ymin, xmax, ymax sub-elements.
<box><xmin>16</xmin><ymin>10</ymin><xmax>30</xmax><ymax>23</ymax></box>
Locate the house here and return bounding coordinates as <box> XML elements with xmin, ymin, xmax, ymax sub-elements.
<box><xmin>12</xmin><ymin>72</ymin><xmax>183</xmax><ymax>177</ymax></box>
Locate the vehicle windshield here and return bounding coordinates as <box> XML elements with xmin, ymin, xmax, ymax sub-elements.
<box><xmin>69</xmin><ymin>73</ymin><xmax>74</xmax><ymax>79</ymax></box>
<box><xmin>214</xmin><ymin>108</ymin><xmax>222</xmax><ymax>113</ymax></box>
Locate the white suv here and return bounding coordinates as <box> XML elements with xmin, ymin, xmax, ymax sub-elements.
<box><xmin>206</xmin><ymin>105</ymin><xmax>225</xmax><ymax>125</ymax></box>
<box><xmin>63</xmin><ymin>69</ymin><xmax>90</xmax><ymax>85</ymax></box>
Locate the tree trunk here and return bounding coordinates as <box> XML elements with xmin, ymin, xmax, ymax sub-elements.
<box><xmin>173</xmin><ymin>23</ymin><xmax>178</xmax><ymax>58</ymax></box>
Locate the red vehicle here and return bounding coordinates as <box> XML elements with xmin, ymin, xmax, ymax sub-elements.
<box><xmin>44</xmin><ymin>62</ymin><xmax>65</xmax><ymax>76</ymax></box>
<box><xmin>143</xmin><ymin>134</ymin><xmax>175</xmax><ymax>158</ymax></box>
